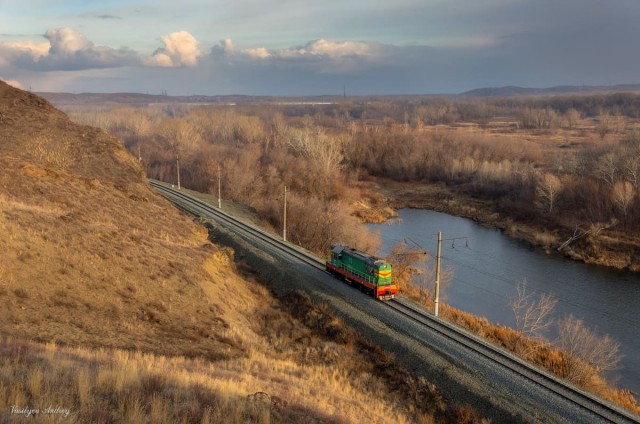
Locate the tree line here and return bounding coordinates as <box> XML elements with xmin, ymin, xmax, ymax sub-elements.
<box><xmin>66</xmin><ymin>93</ymin><xmax>640</xmax><ymax>258</ymax></box>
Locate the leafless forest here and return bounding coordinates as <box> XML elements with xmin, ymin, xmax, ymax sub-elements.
<box><xmin>66</xmin><ymin>93</ymin><xmax>640</xmax><ymax>259</ymax></box>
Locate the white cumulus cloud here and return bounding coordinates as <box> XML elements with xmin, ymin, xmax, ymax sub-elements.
<box><xmin>0</xmin><ymin>27</ymin><xmax>138</xmax><ymax>71</ymax></box>
<box><xmin>277</xmin><ymin>39</ymin><xmax>379</xmax><ymax>60</ymax></box>
<box><xmin>242</xmin><ymin>47</ymin><xmax>271</xmax><ymax>59</ymax></box>
<box><xmin>0</xmin><ymin>40</ymin><xmax>49</xmax><ymax>66</ymax></box>
<box><xmin>146</xmin><ymin>31</ymin><xmax>201</xmax><ymax>67</ymax></box>
<box><xmin>209</xmin><ymin>38</ymin><xmax>380</xmax><ymax>74</ymax></box>
<box><xmin>45</xmin><ymin>27</ymin><xmax>93</xmax><ymax>56</ymax></box>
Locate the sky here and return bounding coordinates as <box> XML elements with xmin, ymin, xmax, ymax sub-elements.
<box><xmin>0</xmin><ymin>0</ymin><xmax>639</xmax><ymax>95</ymax></box>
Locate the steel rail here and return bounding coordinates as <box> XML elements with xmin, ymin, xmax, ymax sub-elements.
<box><xmin>149</xmin><ymin>181</ymin><xmax>325</xmax><ymax>271</ymax></box>
<box><xmin>150</xmin><ymin>180</ymin><xmax>639</xmax><ymax>424</ymax></box>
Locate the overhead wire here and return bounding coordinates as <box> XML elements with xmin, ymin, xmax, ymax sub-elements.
<box><xmin>439</xmin><ymin>252</ymin><xmax>638</xmax><ymax>329</ymax></box>
<box><xmin>372</xmin><ymin>223</ymin><xmax>638</xmax><ymax>329</ymax></box>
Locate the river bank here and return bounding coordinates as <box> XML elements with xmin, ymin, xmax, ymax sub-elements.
<box><xmin>356</xmin><ymin>176</ymin><xmax>640</xmax><ymax>272</ymax></box>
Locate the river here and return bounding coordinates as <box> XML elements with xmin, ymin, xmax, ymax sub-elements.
<box><xmin>369</xmin><ymin>208</ymin><xmax>639</xmax><ymax>394</ymax></box>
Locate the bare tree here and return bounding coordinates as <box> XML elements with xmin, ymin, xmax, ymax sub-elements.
<box><xmin>620</xmin><ymin>131</ymin><xmax>640</xmax><ymax>189</ymax></box>
<box><xmin>620</xmin><ymin>155</ymin><xmax>640</xmax><ymax>190</ymax></box>
<box><xmin>521</xmin><ymin>107</ymin><xmax>559</xmax><ymax>129</ymax></box>
<box><xmin>557</xmin><ymin>220</ymin><xmax>617</xmax><ymax>252</ymax></box>
<box><xmin>596</xmin><ymin>112</ymin><xmax>612</xmax><ymax>140</ymax></box>
<box><xmin>536</xmin><ymin>173</ymin><xmax>562</xmax><ymax>214</ymax></box>
<box><xmin>556</xmin><ymin>315</ymin><xmax>622</xmax><ymax>385</ymax></box>
<box><xmin>564</xmin><ymin>108</ymin><xmax>581</xmax><ymax>130</ymax></box>
<box><xmin>611</xmin><ymin>181</ymin><xmax>636</xmax><ymax>225</ymax></box>
<box><xmin>160</xmin><ymin>118</ymin><xmax>200</xmax><ymax>159</ymax></box>
<box><xmin>509</xmin><ymin>279</ymin><xmax>557</xmax><ymax>354</ymax></box>
<box><xmin>611</xmin><ymin>113</ymin><xmax>626</xmax><ymax>134</ymax></box>
<box><xmin>594</xmin><ymin>153</ymin><xmax>619</xmax><ymax>187</ymax></box>
<box><xmin>286</xmin><ymin>127</ymin><xmax>344</xmax><ymax>175</ymax></box>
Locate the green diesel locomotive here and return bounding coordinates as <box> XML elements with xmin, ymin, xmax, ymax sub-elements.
<box><xmin>325</xmin><ymin>244</ymin><xmax>398</xmax><ymax>300</ymax></box>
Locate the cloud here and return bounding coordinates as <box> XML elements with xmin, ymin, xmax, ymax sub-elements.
<box><xmin>277</xmin><ymin>39</ymin><xmax>378</xmax><ymax>59</ymax></box>
<box><xmin>45</xmin><ymin>27</ymin><xmax>93</xmax><ymax>56</ymax></box>
<box><xmin>0</xmin><ymin>40</ymin><xmax>49</xmax><ymax>66</ymax></box>
<box><xmin>0</xmin><ymin>27</ymin><xmax>138</xmax><ymax>71</ymax></box>
<box><xmin>243</xmin><ymin>47</ymin><xmax>271</xmax><ymax>59</ymax></box>
<box><xmin>210</xmin><ymin>38</ymin><xmax>381</xmax><ymax>74</ymax></box>
<box><xmin>146</xmin><ymin>31</ymin><xmax>201</xmax><ymax>67</ymax></box>
<box><xmin>273</xmin><ymin>39</ymin><xmax>383</xmax><ymax>74</ymax></box>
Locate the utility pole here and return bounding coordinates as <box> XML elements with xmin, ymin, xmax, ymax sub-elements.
<box><xmin>217</xmin><ymin>164</ymin><xmax>222</xmax><ymax>209</ymax></box>
<box><xmin>176</xmin><ymin>154</ymin><xmax>181</xmax><ymax>190</ymax></box>
<box><xmin>283</xmin><ymin>185</ymin><xmax>287</xmax><ymax>241</ymax></box>
<box><xmin>434</xmin><ymin>231</ymin><xmax>442</xmax><ymax>317</ymax></box>
<box><xmin>434</xmin><ymin>232</ymin><xmax>468</xmax><ymax>317</ymax></box>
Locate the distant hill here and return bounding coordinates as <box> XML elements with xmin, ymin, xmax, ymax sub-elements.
<box><xmin>37</xmin><ymin>91</ymin><xmax>263</xmax><ymax>106</ymax></box>
<box><xmin>37</xmin><ymin>91</ymin><xmax>342</xmax><ymax>106</ymax></box>
<box><xmin>460</xmin><ymin>84</ymin><xmax>640</xmax><ymax>98</ymax></box>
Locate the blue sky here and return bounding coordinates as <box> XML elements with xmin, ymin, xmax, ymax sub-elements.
<box><xmin>1</xmin><ymin>0</ymin><xmax>639</xmax><ymax>95</ymax></box>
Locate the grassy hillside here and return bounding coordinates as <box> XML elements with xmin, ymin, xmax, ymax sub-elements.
<box><xmin>0</xmin><ymin>81</ymin><xmax>468</xmax><ymax>423</ymax></box>
<box><xmin>0</xmin><ymin>80</ymin><xmax>240</xmax><ymax>358</ymax></box>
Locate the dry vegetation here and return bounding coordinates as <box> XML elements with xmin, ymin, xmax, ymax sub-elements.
<box><xmin>0</xmin><ymin>81</ymin><xmax>484</xmax><ymax>423</ymax></box>
<box><xmin>61</xmin><ymin>92</ymin><xmax>640</xmax><ymax>270</ymax></box>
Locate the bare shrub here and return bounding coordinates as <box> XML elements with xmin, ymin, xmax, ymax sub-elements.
<box><xmin>14</xmin><ymin>288</ymin><xmax>29</xmax><ymax>299</ymax></box>
<box><xmin>564</xmin><ymin>108</ymin><xmax>581</xmax><ymax>130</ymax></box>
<box><xmin>596</xmin><ymin>112</ymin><xmax>613</xmax><ymax>140</ymax></box>
<box><xmin>509</xmin><ymin>279</ymin><xmax>557</xmax><ymax>355</ymax></box>
<box><xmin>385</xmin><ymin>241</ymin><xmax>429</xmax><ymax>291</ymax></box>
<box><xmin>520</xmin><ymin>107</ymin><xmax>559</xmax><ymax>129</ymax></box>
<box><xmin>556</xmin><ymin>315</ymin><xmax>622</xmax><ymax>386</ymax></box>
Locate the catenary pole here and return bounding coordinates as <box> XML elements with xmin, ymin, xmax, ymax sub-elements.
<box><xmin>434</xmin><ymin>231</ymin><xmax>442</xmax><ymax>317</ymax></box>
<box><xmin>217</xmin><ymin>164</ymin><xmax>222</xmax><ymax>209</ymax></box>
<box><xmin>283</xmin><ymin>186</ymin><xmax>287</xmax><ymax>241</ymax></box>
<box><xmin>176</xmin><ymin>154</ymin><xmax>181</xmax><ymax>190</ymax></box>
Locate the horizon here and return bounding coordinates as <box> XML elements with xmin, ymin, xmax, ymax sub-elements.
<box><xmin>31</xmin><ymin>82</ymin><xmax>640</xmax><ymax>99</ymax></box>
<box><xmin>2</xmin><ymin>1</ymin><xmax>639</xmax><ymax>96</ymax></box>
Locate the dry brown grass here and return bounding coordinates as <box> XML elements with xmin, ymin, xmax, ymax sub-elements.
<box><xmin>0</xmin><ymin>81</ymin><xmax>251</xmax><ymax>360</ymax></box>
<box><xmin>0</xmin><ymin>335</ymin><xmax>414</xmax><ymax>423</ymax></box>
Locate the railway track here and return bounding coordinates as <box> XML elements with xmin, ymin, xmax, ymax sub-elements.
<box><xmin>149</xmin><ymin>181</ymin><xmax>325</xmax><ymax>272</ymax></box>
<box><xmin>150</xmin><ymin>180</ymin><xmax>640</xmax><ymax>424</ymax></box>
